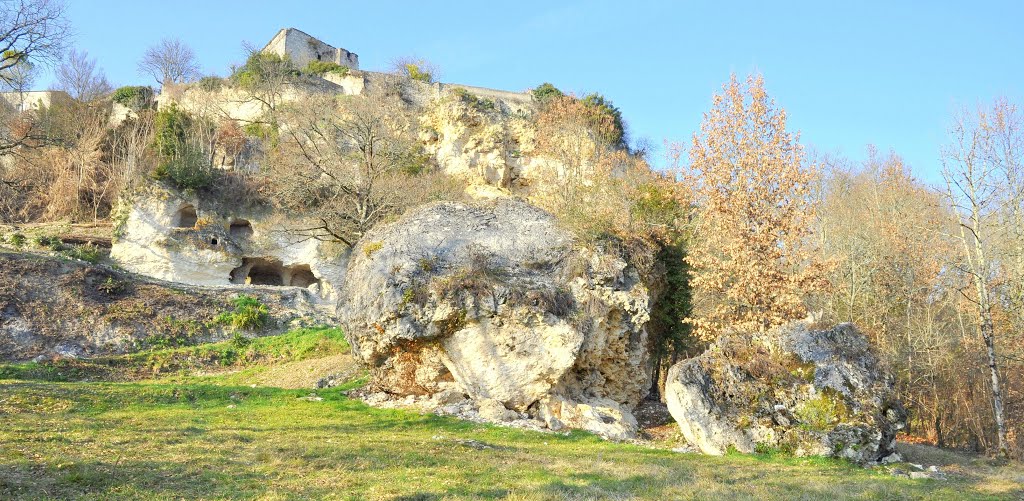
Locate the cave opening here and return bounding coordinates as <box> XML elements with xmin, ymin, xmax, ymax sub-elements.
<box><xmin>175</xmin><ymin>205</ymin><xmax>198</xmax><ymax>228</ymax></box>
<box><xmin>229</xmin><ymin>257</ymin><xmax>322</xmax><ymax>290</ymax></box>
<box><xmin>230</xmin><ymin>219</ymin><xmax>253</xmax><ymax>239</ymax></box>
<box><xmin>248</xmin><ymin>259</ymin><xmax>284</xmax><ymax>285</ymax></box>
<box><xmin>288</xmin><ymin>264</ymin><xmax>318</xmax><ymax>288</ymax></box>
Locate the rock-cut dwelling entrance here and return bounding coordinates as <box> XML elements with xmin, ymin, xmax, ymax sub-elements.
<box><xmin>174</xmin><ymin>205</ymin><xmax>198</xmax><ymax>228</ymax></box>
<box><xmin>229</xmin><ymin>219</ymin><xmax>253</xmax><ymax>238</ymax></box>
<box><xmin>229</xmin><ymin>257</ymin><xmax>321</xmax><ymax>288</ymax></box>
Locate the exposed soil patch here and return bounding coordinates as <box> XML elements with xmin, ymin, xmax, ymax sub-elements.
<box><xmin>247</xmin><ymin>354</ymin><xmax>360</xmax><ymax>389</ymax></box>
<box><xmin>634</xmin><ymin>398</ymin><xmax>679</xmax><ymax>441</ymax></box>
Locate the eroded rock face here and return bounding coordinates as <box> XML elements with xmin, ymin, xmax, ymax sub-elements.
<box><xmin>111</xmin><ymin>186</ymin><xmax>348</xmax><ymax>300</ymax></box>
<box><xmin>339</xmin><ymin>199</ymin><xmax>652</xmax><ymax>439</ymax></box>
<box><xmin>420</xmin><ymin>88</ymin><xmax>602</xmax><ymax>201</ymax></box>
<box><xmin>665</xmin><ymin>322</ymin><xmax>907</xmax><ymax>463</ymax></box>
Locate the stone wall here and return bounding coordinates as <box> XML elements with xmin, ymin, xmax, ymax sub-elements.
<box><xmin>262</xmin><ymin>28</ymin><xmax>359</xmax><ymax>70</ymax></box>
<box><xmin>323</xmin><ymin>71</ymin><xmax>366</xmax><ymax>95</ymax></box>
<box><xmin>156</xmin><ymin>83</ymin><xmax>267</xmax><ymax>123</ymax></box>
<box><xmin>438</xmin><ymin>83</ymin><xmax>533</xmax><ymax>107</ymax></box>
<box><xmin>0</xmin><ymin>90</ymin><xmax>72</xmax><ymax>113</ymax></box>
<box><xmin>155</xmin><ymin>76</ymin><xmax>355</xmax><ymax>124</ymax></box>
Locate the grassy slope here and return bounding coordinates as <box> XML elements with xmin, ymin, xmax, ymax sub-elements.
<box><xmin>0</xmin><ymin>327</ymin><xmax>351</xmax><ymax>383</ymax></box>
<box><xmin>0</xmin><ymin>330</ymin><xmax>1021</xmax><ymax>500</ymax></box>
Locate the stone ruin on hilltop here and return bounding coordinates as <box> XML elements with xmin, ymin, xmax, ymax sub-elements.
<box><xmin>262</xmin><ymin>28</ymin><xmax>360</xmax><ymax>70</ymax></box>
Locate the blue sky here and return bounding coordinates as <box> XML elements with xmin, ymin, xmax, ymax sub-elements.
<box><xmin>52</xmin><ymin>0</ymin><xmax>1024</xmax><ymax>184</ymax></box>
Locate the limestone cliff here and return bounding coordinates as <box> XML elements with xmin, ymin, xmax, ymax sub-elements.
<box><xmin>420</xmin><ymin>88</ymin><xmax>551</xmax><ymax>193</ymax></box>
<box><xmin>111</xmin><ymin>185</ymin><xmax>349</xmax><ymax>301</ymax></box>
<box><xmin>122</xmin><ymin>76</ymin><xmax>580</xmax><ymax>297</ymax></box>
<box><xmin>156</xmin><ymin>69</ymin><xmax>560</xmax><ymax>197</ymax></box>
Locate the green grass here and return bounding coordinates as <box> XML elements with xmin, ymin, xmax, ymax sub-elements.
<box><xmin>0</xmin><ymin>328</ymin><xmax>1020</xmax><ymax>500</ymax></box>
<box><xmin>1</xmin><ymin>382</ymin><xmax>1011</xmax><ymax>500</ymax></box>
<box><xmin>213</xmin><ymin>294</ymin><xmax>270</xmax><ymax>331</ymax></box>
<box><xmin>0</xmin><ymin>327</ymin><xmax>349</xmax><ymax>383</ymax></box>
<box><xmin>60</xmin><ymin>243</ymin><xmax>102</xmax><ymax>263</ymax></box>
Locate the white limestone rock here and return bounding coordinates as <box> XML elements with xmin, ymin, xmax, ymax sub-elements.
<box><xmin>477</xmin><ymin>399</ymin><xmax>519</xmax><ymax>422</ymax></box>
<box><xmin>665</xmin><ymin>321</ymin><xmax>907</xmax><ymax>463</ymax></box>
<box><xmin>420</xmin><ymin>88</ymin><xmax>550</xmax><ymax>194</ymax></box>
<box><xmin>339</xmin><ymin>199</ymin><xmax>652</xmax><ymax>439</ymax></box>
<box><xmin>111</xmin><ymin>186</ymin><xmax>348</xmax><ymax>301</ymax></box>
<box><xmin>536</xmin><ymin>395</ymin><xmax>639</xmax><ymax>441</ymax></box>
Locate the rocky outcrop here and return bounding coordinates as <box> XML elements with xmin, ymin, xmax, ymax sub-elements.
<box><xmin>111</xmin><ymin>186</ymin><xmax>348</xmax><ymax>300</ymax></box>
<box><xmin>420</xmin><ymin>84</ymin><xmax>631</xmax><ymax>202</ymax></box>
<box><xmin>665</xmin><ymin>322</ymin><xmax>906</xmax><ymax>463</ymax></box>
<box><xmin>339</xmin><ymin>199</ymin><xmax>652</xmax><ymax>439</ymax></box>
<box><xmin>421</xmin><ymin>90</ymin><xmax>544</xmax><ymax>192</ymax></box>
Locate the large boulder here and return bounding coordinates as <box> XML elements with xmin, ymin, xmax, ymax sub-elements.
<box><xmin>665</xmin><ymin>322</ymin><xmax>906</xmax><ymax>463</ymax></box>
<box><xmin>339</xmin><ymin>199</ymin><xmax>652</xmax><ymax>439</ymax></box>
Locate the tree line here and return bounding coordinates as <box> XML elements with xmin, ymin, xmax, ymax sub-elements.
<box><xmin>679</xmin><ymin>75</ymin><xmax>1022</xmax><ymax>458</ymax></box>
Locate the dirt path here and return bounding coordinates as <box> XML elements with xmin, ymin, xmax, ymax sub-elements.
<box><xmin>247</xmin><ymin>353</ymin><xmax>361</xmax><ymax>389</ymax></box>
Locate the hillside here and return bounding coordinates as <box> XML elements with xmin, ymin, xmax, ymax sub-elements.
<box><xmin>0</xmin><ymin>229</ymin><xmax>334</xmax><ymax>361</ymax></box>
<box><xmin>3</xmin><ymin>4</ymin><xmax>1024</xmax><ymax>497</ymax></box>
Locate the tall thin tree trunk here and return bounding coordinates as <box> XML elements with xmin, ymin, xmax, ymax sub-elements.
<box><xmin>978</xmin><ymin>299</ymin><xmax>1009</xmax><ymax>457</ymax></box>
<box><xmin>963</xmin><ymin>207</ymin><xmax>1010</xmax><ymax>458</ymax></box>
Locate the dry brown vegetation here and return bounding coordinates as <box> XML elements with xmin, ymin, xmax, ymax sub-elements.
<box><xmin>268</xmin><ymin>92</ymin><xmax>464</xmax><ymax>247</ymax></box>
<box><xmin>824</xmin><ymin>106</ymin><xmax>1024</xmax><ymax>458</ymax></box>
<box><xmin>658</xmin><ymin>74</ymin><xmax>1024</xmax><ymax>459</ymax></box>
<box><xmin>0</xmin><ymin>99</ymin><xmax>132</xmax><ymax>223</ymax></box>
<box><xmin>681</xmin><ymin>74</ymin><xmax>830</xmax><ymax>338</ymax></box>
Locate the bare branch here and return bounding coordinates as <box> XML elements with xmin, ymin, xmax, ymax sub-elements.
<box><xmin>138</xmin><ymin>37</ymin><xmax>200</xmax><ymax>87</ymax></box>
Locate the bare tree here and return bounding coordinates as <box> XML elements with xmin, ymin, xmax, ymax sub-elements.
<box><xmin>390</xmin><ymin>56</ymin><xmax>439</xmax><ymax>83</ymax></box>
<box><xmin>55</xmin><ymin>49</ymin><xmax>111</xmax><ymax>102</ymax></box>
<box><xmin>0</xmin><ymin>57</ymin><xmax>35</xmax><ymax>94</ymax></box>
<box><xmin>268</xmin><ymin>93</ymin><xmax>428</xmax><ymax>246</ymax></box>
<box><xmin>138</xmin><ymin>38</ymin><xmax>199</xmax><ymax>87</ymax></box>
<box><xmin>941</xmin><ymin>105</ymin><xmax>1011</xmax><ymax>458</ymax></box>
<box><xmin>108</xmin><ymin>111</ymin><xmax>154</xmax><ymax>193</ymax></box>
<box><xmin>0</xmin><ymin>58</ymin><xmax>37</xmax><ymax>150</ymax></box>
<box><xmin>231</xmin><ymin>46</ymin><xmax>299</xmax><ymax>120</ymax></box>
<box><xmin>0</xmin><ymin>87</ymin><xmax>57</xmax><ymax>155</ymax></box>
<box><xmin>982</xmin><ymin>100</ymin><xmax>1024</xmax><ymax>335</ymax></box>
<box><xmin>0</xmin><ymin>0</ymin><xmax>69</xmax><ymax>154</ymax></box>
<box><xmin>0</xmin><ymin>0</ymin><xmax>70</xmax><ymax>89</ymax></box>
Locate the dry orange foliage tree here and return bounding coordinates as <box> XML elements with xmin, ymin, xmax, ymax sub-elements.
<box><xmin>532</xmin><ymin>93</ymin><xmax>685</xmax><ymax>246</ymax></box>
<box><xmin>533</xmin><ymin>94</ymin><xmax>618</xmax><ymax>207</ymax></box>
<box><xmin>685</xmin><ymin>73</ymin><xmax>829</xmax><ymax>338</ymax></box>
